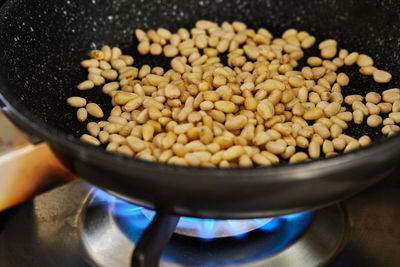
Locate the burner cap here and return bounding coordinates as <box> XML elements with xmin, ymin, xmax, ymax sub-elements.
<box><xmin>141</xmin><ymin>208</ymin><xmax>273</xmax><ymax>239</ymax></box>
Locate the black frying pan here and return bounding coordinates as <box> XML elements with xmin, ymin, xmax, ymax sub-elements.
<box><xmin>0</xmin><ymin>0</ymin><xmax>399</xmax><ymax>219</ymax></box>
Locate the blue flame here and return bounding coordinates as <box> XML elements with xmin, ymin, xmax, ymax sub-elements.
<box><xmin>93</xmin><ymin>189</ymin><xmax>312</xmax><ymax>242</ymax></box>
<box><xmin>92</xmin><ymin>189</ymin><xmax>313</xmax><ymax>265</ymax></box>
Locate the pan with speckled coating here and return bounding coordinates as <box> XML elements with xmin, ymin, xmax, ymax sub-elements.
<box><xmin>0</xmin><ymin>0</ymin><xmax>399</xmax><ymax>218</ymax></box>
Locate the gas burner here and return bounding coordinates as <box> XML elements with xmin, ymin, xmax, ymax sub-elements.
<box><xmin>105</xmin><ymin>189</ymin><xmax>301</xmax><ymax>240</ymax></box>
<box><xmin>79</xmin><ymin>189</ymin><xmax>348</xmax><ymax>267</ymax></box>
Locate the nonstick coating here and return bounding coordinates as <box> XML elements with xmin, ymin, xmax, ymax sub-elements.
<box><xmin>0</xmin><ymin>0</ymin><xmax>400</xmax><ymax>218</ymax></box>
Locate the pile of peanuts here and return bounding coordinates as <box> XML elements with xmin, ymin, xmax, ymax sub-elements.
<box><xmin>66</xmin><ymin>20</ymin><xmax>400</xmax><ymax>167</ymax></box>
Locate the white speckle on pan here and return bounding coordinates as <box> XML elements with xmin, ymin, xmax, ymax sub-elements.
<box><xmin>30</xmin><ymin>27</ymin><xmax>34</xmax><ymax>32</ymax></box>
<box><xmin>108</xmin><ymin>15</ymin><xmax>113</xmax><ymax>21</ymax></box>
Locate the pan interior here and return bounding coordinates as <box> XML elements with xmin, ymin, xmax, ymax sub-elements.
<box><xmin>0</xmin><ymin>0</ymin><xmax>399</xmax><ymax>149</ymax></box>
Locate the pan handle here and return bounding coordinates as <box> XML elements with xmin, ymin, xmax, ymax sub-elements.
<box><xmin>0</xmin><ymin>112</ymin><xmax>75</xmax><ymax>212</ymax></box>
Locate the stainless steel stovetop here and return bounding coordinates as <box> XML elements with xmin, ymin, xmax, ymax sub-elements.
<box><xmin>1</xmin><ymin>168</ymin><xmax>400</xmax><ymax>267</ymax></box>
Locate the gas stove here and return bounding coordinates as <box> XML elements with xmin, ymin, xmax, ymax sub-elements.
<box><xmin>1</xmin><ymin>169</ymin><xmax>400</xmax><ymax>267</ymax></box>
<box><xmin>79</xmin><ymin>188</ymin><xmax>341</xmax><ymax>267</ymax></box>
